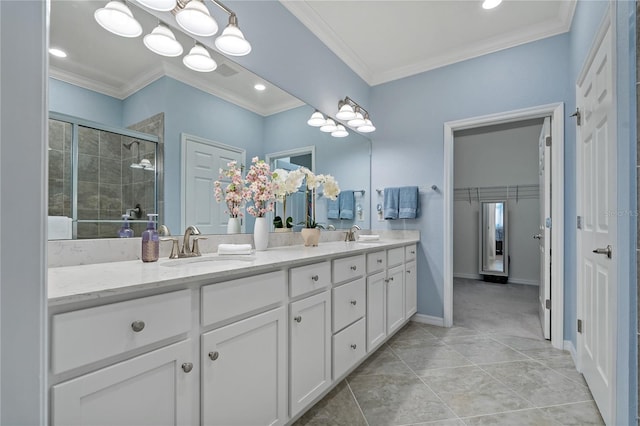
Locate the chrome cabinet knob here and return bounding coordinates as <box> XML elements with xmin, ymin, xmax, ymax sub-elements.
<box><xmin>294</xmin><ymin>315</ymin><xmax>302</xmax><ymax>323</ymax></box>
<box><xmin>208</xmin><ymin>351</ymin><xmax>219</xmax><ymax>361</ymax></box>
<box><xmin>350</xmin><ymin>265</ymin><xmax>357</xmax><ymax>271</ymax></box>
<box><xmin>181</xmin><ymin>362</ymin><xmax>193</xmax><ymax>373</ymax></box>
<box><xmin>350</xmin><ymin>300</ymin><xmax>357</xmax><ymax>306</ymax></box>
<box><xmin>377</xmin><ymin>259</ymin><xmax>383</xmax><ymax>263</ymax></box>
<box><xmin>311</xmin><ymin>275</ymin><xmax>319</xmax><ymax>281</ymax></box>
<box><xmin>350</xmin><ymin>344</ymin><xmax>357</xmax><ymax>350</ymax></box>
<box><xmin>410</xmin><ymin>250</ymin><xmax>415</xmax><ymax>254</ymax></box>
<box><xmin>131</xmin><ymin>320</ymin><xmax>145</xmax><ymax>332</ymax></box>
<box><xmin>406</xmin><ymin>270</ymin><xmax>411</xmax><ymax>274</ymax></box>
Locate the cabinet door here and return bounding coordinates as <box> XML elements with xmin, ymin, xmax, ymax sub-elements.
<box><xmin>366</xmin><ymin>271</ymin><xmax>387</xmax><ymax>352</ymax></box>
<box><xmin>52</xmin><ymin>340</ymin><xmax>195</xmax><ymax>426</ymax></box>
<box><xmin>405</xmin><ymin>261</ymin><xmax>417</xmax><ymax>317</ymax></box>
<box><xmin>202</xmin><ymin>307</ymin><xmax>287</xmax><ymax>426</ymax></box>
<box><xmin>290</xmin><ymin>291</ymin><xmax>331</xmax><ymax>417</ymax></box>
<box><xmin>386</xmin><ymin>265</ymin><xmax>405</xmax><ymax>334</ymax></box>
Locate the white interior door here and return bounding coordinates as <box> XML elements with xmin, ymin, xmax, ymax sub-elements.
<box><xmin>181</xmin><ymin>135</ymin><xmax>245</xmax><ymax>234</ymax></box>
<box><xmin>538</xmin><ymin>117</ymin><xmax>552</xmax><ymax>340</ymax></box>
<box><xmin>576</xmin><ymin>19</ymin><xmax>616</xmax><ymax>425</ymax></box>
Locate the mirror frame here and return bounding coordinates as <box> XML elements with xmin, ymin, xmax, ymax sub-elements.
<box><xmin>478</xmin><ymin>200</ymin><xmax>508</xmax><ymax>277</ymax></box>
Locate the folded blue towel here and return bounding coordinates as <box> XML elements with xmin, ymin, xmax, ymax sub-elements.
<box><xmin>399</xmin><ymin>186</ymin><xmax>419</xmax><ymax>219</ymax></box>
<box><xmin>383</xmin><ymin>187</ymin><xmax>399</xmax><ymax>220</ymax></box>
<box><xmin>327</xmin><ymin>197</ymin><xmax>339</xmax><ymax>219</ymax></box>
<box><xmin>339</xmin><ymin>190</ymin><xmax>355</xmax><ymax>220</ymax></box>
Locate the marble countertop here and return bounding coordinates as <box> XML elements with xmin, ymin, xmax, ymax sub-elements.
<box><xmin>48</xmin><ymin>238</ymin><xmax>418</xmax><ymax>306</ymax></box>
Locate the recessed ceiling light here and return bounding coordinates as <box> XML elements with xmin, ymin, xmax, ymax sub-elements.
<box><xmin>482</xmin><ymin>0</ymin><xmax>502</xmax><ymax>9</ymax></box>
<box><xmin>49</xmin><ymin>48</ymin><xmax>67</xmax><ymax>58</ymax></box>
<box><xmin>254</xmin><ymin>83</ymin><xmax>266</xmax><ymax>91</ymax></box>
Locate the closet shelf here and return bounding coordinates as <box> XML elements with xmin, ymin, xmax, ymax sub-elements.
<box><xmin>454</xmin><ymin>184</ymin><xmax>539</xmax><ymax>204</ymax></box>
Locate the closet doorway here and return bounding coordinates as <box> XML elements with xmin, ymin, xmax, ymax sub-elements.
<box><xmin>443</xmin><ymin>103</ymin><xmax>565</xmax><ymax>349</ymax></box>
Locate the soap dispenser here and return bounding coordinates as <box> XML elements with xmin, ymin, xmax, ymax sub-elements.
<box><xmin>118</xmin><ymin>214</ymin><xmax>134</xmax><ymax>238</ymax></box>
<box><xmin>141</xmin><ymin>213</ymin><xmax>159</xmax><ymax>262</ymax></box>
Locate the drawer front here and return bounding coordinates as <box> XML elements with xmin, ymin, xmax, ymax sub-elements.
<box><xmin>289</xmin><ymin>262</ymin><xmax>331</xmax><ymax>299</ymax></box>
<box><xmin>52</xmin><ymin>290</ymin><xmax>191</xmax><ymax>374</ymax></box>
<box><xmin>333</xmin><ymin>318</ymin><xmax>366</xmax><ymax>380</ymax></box>
<box><xmin>387</xmin><ymin>247</ymin><xmax>405</xmax><ymax>267</ymax></box>
<box><xmin>366</xmin><ymin>250</ymin><xmax>386</xmax><ymax>274</ymax></box>
<box><xmin>202</xmin><ymin>271</ymin><xmax>286</xmax><ymax>327</ymax></box>
<box><xmin>332</xmin><ymin>278</ymin><xmax>366</xmax><ymax>332</ymax></box>
<box><xmin>405</xmin><ymin>244</ymin><xmax>417</xmax><ymax>262</ymax></box>
<box><xmin>332</xmin><ymin>255</ymin><xmax>365</xmax><ymax>284</ymax></box>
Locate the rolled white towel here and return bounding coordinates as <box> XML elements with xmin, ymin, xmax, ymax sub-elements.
<box><xmin>217</xmin><ymin>243</ymin><xmax>253</xmax><ymax>255</ymax></box>
<box><xmin>358</xmin><ymin>234</ymin><xmax>380</xmax><ymax>242</ymax></box>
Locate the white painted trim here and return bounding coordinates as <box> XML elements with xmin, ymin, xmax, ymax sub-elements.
<box><xmin>564</xmin><ymin>340</ymin><xmax>578</xmax><ymax>366</ymax></box>
<box><xmin>265</xmin><ymin>146</ymin><xmax>316</xmax><ymax>172</ymax></box>
<box><xmin>411</xmin><ymin>314</ymin><xmax>444</xmax><ymax>327</ymax></box>
<box><xmin>444</xmin><ymin>103</ymin><xmax>564</xmax><ymax>351</ymax></box>
<box><xmin>180</xmin><ymin>134</ymin><xmax>246</xmax><ymax>232</ymax></box>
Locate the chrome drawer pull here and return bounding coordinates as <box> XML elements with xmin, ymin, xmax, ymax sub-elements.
<box><xmin>311</xmin><ymin>275</ymin><xmax>319</xmax><ymax>281</ymax></box>
<box><xmin>208</xmin><ymin>351</ymin><xmax>219</xmax><ymax>361</ymax></box>
<box><xmin>294</xmin><ymin>316</ymin><xmax>302</xmax><ymax>323</ymax></box>
<box><xmin>350</xmin><ymin>265</ymin><xmax>357</xmax><ymax>271</ymax></box>
<box><xmin>350</xmin><ymin>300</ymin><xmax>357</xmax><ymax>306</ymax></box>
<box><xmin>131</xmin><ymin>320</ymin><xmax>145</xmax><ymax>332</ymax></box>
<box><xmin>181</xmin><ymin>362</ymin><xmax>193</xmax><ymax>373</ymax></box>
<box><xmin>350</xmin><ymin>344</ymin><xmax>357</xmax><ymax>350</ymax></box>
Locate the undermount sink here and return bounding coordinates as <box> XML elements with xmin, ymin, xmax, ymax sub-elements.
<box><xmin>161</xmin><ymin>255</ymin><xmax>256</xmax><ymax>267</ymax></box>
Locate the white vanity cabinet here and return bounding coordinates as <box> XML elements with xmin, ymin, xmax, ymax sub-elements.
<box><xmin>200</xmin><ymin>271</ymin><xmax>287</xmax><ymax>426</ymax></box>
<box><xmin>50</xmin><ymin>290</ymin><xmax>195</xmax><ymax>426</ymax></box>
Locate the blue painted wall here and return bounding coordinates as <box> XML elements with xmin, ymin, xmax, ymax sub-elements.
<box><xmin>369</xmin><ymin>34</ymin><xmax>571</xmax><ymax>318</ymax></box>
<box><xmin>49</xmin><ymin>78</ymin><xmax>122</xmax><ymax>126</ymax></box>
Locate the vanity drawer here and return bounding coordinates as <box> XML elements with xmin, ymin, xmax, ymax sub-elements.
<box><xmin>332</xmin><ymin>255</ymin><xmax>365</xmax><ymax>284</ymax></box>
<box><xmin>289</xmin><ymin>262</ymin><xmax>330</xmax><ymax>299</ymax></box>
<box><xmin>366</xmin><ymin>250</ymin><xmax>386</xmax><ymax>274</ymax></box>
<box><xmin>51</xmin><ymin>290</ymin><xmax>191</xmax><ymax>374</ymax></box>
<box><xmin>387</xmin><ymin>247</ymin><xmax>405</xmax><ymax>267</ymax></box>
<box><xmin>332</xmin><ymin>277</ymin><xmax>366</xmax><ymax>332</ymax></box>
<box><xmin>202</xmin><ymin>271</ymin><xmax>286</xmax><ymax>326</ymax></box>
<box><xmin>333</xmin><ymin>317</ymin><xmax>366</xmax><ymax>380</ymax></box>
<box><xmin>405</xmin><ymin>244</ymin><xmax>417</xmax><ymax>262</ymax></box>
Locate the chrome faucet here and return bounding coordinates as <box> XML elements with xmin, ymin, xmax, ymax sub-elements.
<box><xmin>180</xmin><ymin>225</ymin><xmax>201</xmax><ymax>257</ymax></box>
<box><xmin>345</xmin><ymin>224</ymin><xmax>361</xmax><ymax>242</ymax></box>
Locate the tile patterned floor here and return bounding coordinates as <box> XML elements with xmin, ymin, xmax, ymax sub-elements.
<box><xmin>295</xmin><ymin>322</ymin><xmax>604</xmax><ymax>426</ymax></box>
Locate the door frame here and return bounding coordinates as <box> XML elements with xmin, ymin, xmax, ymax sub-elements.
<box><xmin>443</xmin><ymin>103</ymin><xmax>565</xmax><ymax>349</ymax></box>
<box><xmin>180</xmin><ymin>133</ymin><xmax>246</xmax><ymax>232</ymax></box>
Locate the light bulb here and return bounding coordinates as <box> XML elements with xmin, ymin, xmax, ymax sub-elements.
<box><xmin>183</xmin><ymin>43</ymin><xmax>217</xmax><ymax>72</ymax></box>
<box><xmin>215</xmin><ymin>16</ymin><xmax>251</xmax><ymax>56</ymax></box>
<box><xmin>307</xmin><ymin>111</ymin><xmax>325</xmax><ymax>127</ymax></box>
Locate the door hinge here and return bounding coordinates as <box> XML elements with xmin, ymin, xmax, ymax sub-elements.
<box><xmin>545</xmin><ymin>136</ymin><xmax>552</xmax><ymax>147</ymax></box>
<box><xmin>577</xmin><ymin>216</ymin><xmax>583</xmax><ymax>230</ymax></box>
<box><xmin>570</xmin><ymin>108</ymin><xmax>581</xmax><ymax>126</ymax></box>
<box><xmin>545</xmin><ymin>299</ymin><xmax>551</xmax><ymax>310</ymax></box>
<box><xmin>577</xmin><ymin>319</ymin><xmax>583</xmax><ymax>333</ymax></box>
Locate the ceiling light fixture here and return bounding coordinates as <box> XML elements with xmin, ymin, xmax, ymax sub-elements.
<box><xmin>254</xmin><ymin>83</ymin><xmax>266</xmax><ymax>91</ymax></box>
<box><xmin>331</xmin><ymin>125</ymin><xmax>349</xmax><ymax>138</ymax></box>
<box><xmin>482</xmin><ymin>0</ymin><xmax>502</xmax><ymax>10</ymax></box>
<box><xmin>94</xmin><ymin>0</ymin><xmax>142</xmax><ymax>37</ymax></box>
<box><xmin>215</xmin><ymin>13</ymin><xmax>252</xmax><ymax>56</ymax></box>
<box><xmin>307</xmin><ymin>111</ymin><xmax>326</xmax><ymax>127</ymax></box>
<box><xmin>336</xmin><ymin>96</ymin><xmax>376</xmax><ymax>133</ymax></box>
<box><xmin>183</xmin><ymin>42</ymin><xmax>217</xmax><ymax>72</ymax></box>
<box><xmin>49</xmin><ymin>48</ymin><xmax>67</xmax><ymax>58</ymax></box>
<box><xmin>143</xmin><ymin>23</ymin><xmax>183</xmax><ymax>57</ymax></box>
<box><xmin>136</xmin><ymin>0</ymin><xmax>177</xmax><ymax>12</ymax></box>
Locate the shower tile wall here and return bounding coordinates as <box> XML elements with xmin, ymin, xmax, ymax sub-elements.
<box><xmin>48</xmin><ymin>119</ymin><xmax>72</xmax><ymax>217</ymax></box>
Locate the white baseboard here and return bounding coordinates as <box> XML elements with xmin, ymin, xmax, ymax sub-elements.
<box><xmin>411</xmin><ymin>314</ymin><xmax>444</xmax><ymax>327</ymax></box>
<box><xmin>564</xmin><ymin>340</ymin><xmax>577</xmax><ymax>364</ymax></box>
<box><xmin>508</xmin><ymin>278</ymin><xmax>539</xmax><ymax>286</ymax></box>
<box><xmin>454</xmin><ymin>273</ymin><xmax>538</xmax><ymax>286</ymax></box>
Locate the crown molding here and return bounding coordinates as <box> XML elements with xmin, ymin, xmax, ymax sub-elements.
<box><xmin>49</xmin><ymin>67</ymin><xmax>124</xmax><ymax>99</ymax></box>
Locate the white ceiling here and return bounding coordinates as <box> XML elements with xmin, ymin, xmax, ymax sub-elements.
<box><xmin>50</xmin><ymin>1</ymin><xmax>576</xmax><ymax>115</ymax></box>
<box><xmin>281</xmin><ymin>0</ymin><xmax>577</xmax><ymax>86</ymax></box>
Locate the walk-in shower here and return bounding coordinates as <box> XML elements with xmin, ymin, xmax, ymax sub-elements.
<box><xmin>48</xmin><ymin>113</ymin><xmax>161</xmax><ymax>239</ymax></box>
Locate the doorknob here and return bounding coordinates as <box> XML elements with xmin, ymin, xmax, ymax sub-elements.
<box><xmin>592</xmin><ymin>245</ymin><xmax>612</xmax><ymax>259</ymax></box>
<box><xmin>533</xmin><ymin>234</ymin><xmax>542</xmax><ymax>240</ymax></box>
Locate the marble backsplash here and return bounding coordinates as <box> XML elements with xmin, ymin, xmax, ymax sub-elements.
<box><xmin>47</xmin><ymin>230</ymin><xmax>420</xmax><ymax>268</ymax></box>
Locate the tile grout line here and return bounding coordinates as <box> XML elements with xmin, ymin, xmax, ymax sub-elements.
<box><xmin>344</xmin><ymin>379</ymin><xmax>370</xmax><ymax>426</ymax></box>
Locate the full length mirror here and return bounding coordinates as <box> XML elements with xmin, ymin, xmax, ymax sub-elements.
<box><xmin>48</xmin><ymin>0</ymin><xmax>371</xmax><ymax>239</ymax></box>
<box><xmin>479</xmin><ymin>201</ymin><xmax>508</xmax><ymax>277</ymax></box>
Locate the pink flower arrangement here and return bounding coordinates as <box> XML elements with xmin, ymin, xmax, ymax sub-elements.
<box><xmin>245</xmin><ymin>157</ymin><xmax>276</xmax><ymax>218</ymax></box>
<box><xmin>214</xmin><ymin>160</ymin><xmax>246</xmax><ymax>218</ymax></box>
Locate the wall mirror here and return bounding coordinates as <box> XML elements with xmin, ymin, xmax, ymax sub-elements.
<box><xmin>48</xmin><ymin>0</ymin><xmax>371</xmax><ymax>239</ymax></box>
<box><xmin>479</xmin><ymin>201</ymin><xmax>508</xmax><ymax>277</ymax></box>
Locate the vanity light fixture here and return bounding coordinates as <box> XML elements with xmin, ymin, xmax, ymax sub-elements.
<box><xmin>143</xmin><ymin>23</ymin><xmax>183</xmax><ymax>56</ymax></box>
<box><xmin>336</xmin><ymin>96</ymin><xmax>376</xmax><ymax>133</ymax></box>
<box><xmin>331</xmin><ymin>124</ymin><xmax>349</xmax><ymax>138</ymax></box>
<box><xmin>307</xmin><ymin>111</ymin><xmax>326</xmax><ymax>127</ymax></box>
<box><xmin>482</xmin><ymin>0</ymin><xmax>502</xmax><ymax>9</ymax></box>
<box><xmin>183</xmin><ymin>42</ymin><xmax>217</xmax><ymax>72</ymax></box>
<box><xmin>320</xmin><ymin>118</ymin><xmax>338</xmax><ymax>133</ymax></box>
<box><xmin>215</xmin><ymin>13</ymin><xmax>252</xmax><ymax>56</ymax></box>
<box><xmin>94</xmin><ymin>0</ymin><xmax>142</xmax><ymax>37</ymax></box>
